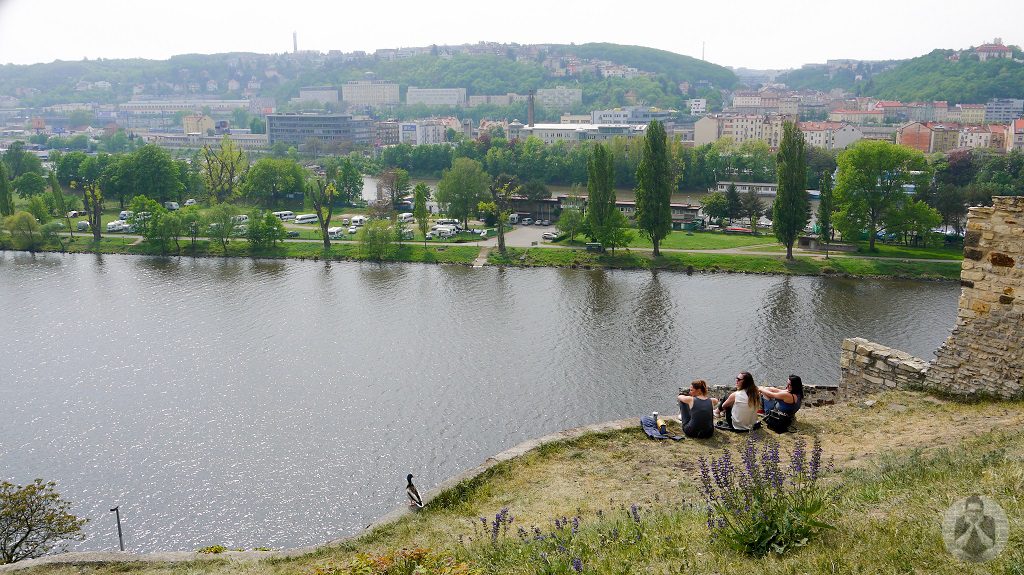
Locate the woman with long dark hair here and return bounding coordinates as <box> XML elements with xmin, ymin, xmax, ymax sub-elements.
<box><xmin>715</xmin><ymin>371</ymin><xmax>760</xmax><ymax>431</ymax></box>
<box><xmin>760</xmin><ymin>374</ymin><xmax>804</xmax><ymax>417</ymax></box>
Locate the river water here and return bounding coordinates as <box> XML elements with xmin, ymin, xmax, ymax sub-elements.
<box><xmin>0</xmin><ymin>251</ymin><xmax>958</xmax><ymax>552</ymax></box>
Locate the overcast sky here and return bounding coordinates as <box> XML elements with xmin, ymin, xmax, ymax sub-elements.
<box><xmin>0</xmin><ymin>0</ymin><xmax>1020</xmax><ymax>70</ymax></box>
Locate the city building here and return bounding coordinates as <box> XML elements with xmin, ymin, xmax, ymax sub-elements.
<box><xmin>144</xmin><ymin>132</ymin><xmax>268</xmax><ymax>152</ymax></box>
<box><xmin>828</xmin><ymin>109</ymin><xmax>883</xmax><ymax>124</ymax></box>
<box><xmin>896</xmin><ymin>122</ymin><xmax>961</xmax><ymax>154</ymax></box>
<box><xmin>688</xmin><ymin>99</ymin><xmax>707</xmax><ymax>115</ymax></box>
<box><xmin>405</xmin><ymin>87</ymin><xmax>467</xmax><ymax>107</ymax></box>
<box><xmin>466</xmin><ymin>93</ymin><xmax>529</xmax><ymax>107</ymax></box>
<box><xmin>559</xmin><ymin>113</ymin><xmax>591</xmax><ymax>124</ymax></box>
<box><xmin>375</xmin><ymin>121</ymin><xmax>399</xmax><ymax>146</ymax></box>
<box><xmin>957</xmin><ymin>125</ymin><xmax>1009</xmax><ymax>152</ymax></box>
<box><xmin>341</xmin><ymin>81</ymin><xmax>400</xmax><ymax>107</ymax></box>
<box><xmin>507</xmin><ymin>121</ymin><xmax>645</xmax><ymax>144</ymax></box>
<box><xmin>266</xmin><ymin>113</ymin><xmax>374</xmax><ymax>147</ymax></box>
<box><xmin>957</xmin><ymin>104</ymin><xmax>986</xmax><ymax>125</ymax></box>
<box><xmin>182</xmin><ymin>114</ymin><xmax>215</xmax><ymax>135</ymax></box>
<box><xmin>985</xmin><ymin>99</ymin><xmax>1024</xmax><ymax>123</ymax></box>
<box><xmin>591</xmin><ymin>106</ymin><xmax>676</xmax><ymax>126</ymax></box>
<box><xmin>535</xmin><ymin>86</ymin><xmax>583</xmax><ymax>110</ymax></box>
<box><xmin>694</xmin><ymin>114</ymin><xmax>796</xmax><ymax>147</ymax></box>
<box><xmin>715</xmin><ymin>181</ymin><xmax>778</xmax><ymax>197</ymax></box>
<box><xmin>118</xmin><ymin>99</ymin><xmax>251</xmax><ymax>115</ymax></box>
<box><xmin>398</xmin><ymin>120</ymin><xmax>446</xmax><ymax>145</ymax></box>
<box><xmin>798</xmin><ymin>121</ymin><xmax>863</xmax><ymax>150</ymax></box>
<box><xmin>1008</xmin><ymin>119</ymin><xmax>1024</xmax><ymax>152</ymax></box>
<box><xmin>552</xmin><ymin>195</ymin><xmax>701</xmax><ymax>230</ymax></box>
<box><xmin>296</xmin><ymin>86</ymin><xmax>340</xmax><ymax>105</ymax></box>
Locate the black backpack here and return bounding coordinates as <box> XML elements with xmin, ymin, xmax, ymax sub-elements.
<box><xmin>763</xmin><ymin>409</ymin><xmax>793</xmax><ymax>433</ymax></box>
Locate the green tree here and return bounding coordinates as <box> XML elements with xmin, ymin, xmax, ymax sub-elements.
<box><xmin>436</xmin><ymin>157</ymin><xmax>490</xmax><ymax>228</ymax></box>
<box><xmin>603</xmin><ymin>208</ymin><xmax>635</xmax><ymax>254</ymax></box>
<box><xmin>413</xmin><ymin>183</ymin><xmax>430</xmax><ymax>246</ymax></box>
<box><xmin>835</xmin><ymin>140</ymin><xmax>927</xmax><ymax>251</ymax></box>
<box><xmin>179</xmin><ymin>205</ymin><xmax>203</xmax><ymax>250</ymax></box>
<box><xmin>377</xmin><ymin>168</ymin><xmax>411</xmax><ymax>208</ymax></box>
<box><xmin>740</xmin><ymin>188</ymin><xmax>764</xmax><ymax>234</ymax></box>
<box><xmin>306</xmin><ymin>179</ymin><xmax>337</xmax><ymax>250</ymax></box>
<box><xmin>0</xmin><ymin>163</ymin><xmax>14</xmax><ymax>216</ymax></box>
<box><xmin>482</xmin><ymin>174</ymin><xmax>520</xmax><ymax>255</ymax></box>
<box><xmin>724</xmin><ymin>183</ymin><xmax>742</xmax><ymax>222</ymax></box>
<box><xmin>0</xmin><ymin>479</ymin><xmax>87</xmax><ymax>564</ymax></box>
<box><xmin>585</xmin><ymin>143</ymin><xmax>618</xmax><ymax>247</ymax></box>
<box><xmin>14</xmin><ymin>172</ymin><xmax>46</xmax><ymax>198</ymax></box>
<box><xmin>884</xmin><ymin>198</ymin><xmax>942</xmax><ymax>247</ymax></box>
<box><xmin>337</xmin><ymin>158</ymin><xmax>364</xmax><ymax>205</ymax></box>
<box><xmin>132</xmin><ymin>145</ymin><xmax>182</xmax><ymax>203</ymax></box>
<box><xmin>556</xmin><ymin>208</ymin><xmax>584</xmax><ymax>241</ymax></box>
<box><xmin>26</xmin><ymin>196</ymin><xmax>50</xmax><ymax>224</ymax></box>
<box><xmin>773</xmin><ymin>122</ymin><xmax>810</xmax><ymax>259</ymax></box>
<box><xmin>817</xmin><ymin>171</ymin><xmax>834</xmax><ymax>259</ymax></box>
<box><xmin>246</xmin><ymin>210</ymin><xmax>286</xmax><ymax>251</ymax></box>
<box><xmin>360</xmin><ymin>219</ymin><xmax>397</xmax><ymax>261</ymax></box>
<box><xmin>241</xmin><ymin>158</ymin><xmax>304</xmax><ymax>206</ymax></box>
<box><xmin>204</xmin><ymin>203</ymin><xmax>238</xmax><ymax>250</ymax></box>
<box><xmin>41</xmin><ymin>221</ymin><xmax>67</xmax><ymax>251</ymax></box>
<box><xmin>3</xmin><ymin>141</ymin><xmax>44</xmax><ymax>180</ymax></box>
<box><xmin>634</xmin><ymin>121</ymin><xmax>673</xmax><ymax>256</ymax></box>
<box><xmin>200</xmin><ymin>136</ymin><xmax>248</xmax><ymax>203</ymax></box>
<box><xmin>127</xmin><ymin>195</ymin><xmax>167</xmax><ymax>249</ymax></box>
<box><xmin>701</xmin><ymin>191</ymin><xmax>729</xmax><ymax>225</ymax></box>
<box><xmin>4</xmin><ymin>211</ymin><xmax>44</xmax><ymax>251</ymax></box>
<box><xmin>521</xmin><ymin>179</ymin><xmax>550</xmax><ymax>202</ymax></box>
<box><xmin>81</xmin><ymin>183</ymin><xmax>103</xmax><ymax>242</ymax></box>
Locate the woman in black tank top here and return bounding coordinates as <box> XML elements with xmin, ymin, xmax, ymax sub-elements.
<box><xmin>678</xmin><ymin>379</ymin><xmax>719</xmax><ymax>439</ymax></box>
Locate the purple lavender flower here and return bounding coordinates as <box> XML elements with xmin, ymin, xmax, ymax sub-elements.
<box><xmin>630</xmin><ymin>504</ymin><xmax>641</xmax><ymax>524</ymax></box>
<box><xmin>572</xmin><ymin>516</ymin><xmax>580</xmax><ymax>534</ymax></box>
<box><xmin>571</xmin><ymin>557</ymin><xmax>583</xmax><ymax>572</ymax></box>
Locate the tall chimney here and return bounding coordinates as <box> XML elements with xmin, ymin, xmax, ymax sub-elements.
<box><xmin>293</xmin><ymin>32</ymin><xmax>297</xmax><ymax>53</ymax></box>
<box><xmin>528</xmin><ymin>90</ymin><xmax>535</xmax><ymax>127</ymax></box>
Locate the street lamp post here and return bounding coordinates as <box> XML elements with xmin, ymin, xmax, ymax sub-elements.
<box><xmin>110</xmin><ymin>506</ymin><xmax>125</xmax><ymax>551</ymax></box>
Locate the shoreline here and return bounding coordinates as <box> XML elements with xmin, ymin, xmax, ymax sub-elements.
<box><xmin>0</xmin><ymin>418</ymin><xmax>638</xmax><ymax>572</ymax></box>
<box><xmin>0</xmin><ymin>240</ymin><xmax>962</xmax><ymax>282</ymax></box>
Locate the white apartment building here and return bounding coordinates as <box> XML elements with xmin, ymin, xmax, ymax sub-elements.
<box><xmin>405</xmin><ymin>87</ymin><xmax>467</xmax><ymax>107</ymax></box>
<box><xmin>341</xmin><ymin>81</ymin><xmax>400</xmax><ymax>107</ymax></box>
<box><xmin>297</xmin><ymin>86</ymin><xmax>340</xmax><ymax>104</ymax></box>
<box><xmin>689</xmin><ymin>99</ymin><xmax>707</xmax><ymax>115</ymax></box>
<box><xmin>119</xmin><ymin>99</ymin><xmax>250</xmax><ymax>115</ymax></box>
<box><xmin>799</xmin><ymin>121</ymin><xmax>863</xmax><ymax>150</ymax></box>
<box><xmin>507</xmin><ymin>122</ymin><xmax>645</xmax><ymax>145</ymax></box>
<box><xmin>398</xmin><ymin>121</ymin><xmax>447</xmax><ymax>145</ymax></box>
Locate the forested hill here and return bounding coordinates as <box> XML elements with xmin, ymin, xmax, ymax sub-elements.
<box><xmin>776</xmin><ymin>46</ymin><xmax>1024</xmax><ymax>103</ymax></box>
<box><xmin>869</xmin><ymin>49</ymin><xmax>1024</xmax><ymax>102</ymax></box>
<box><xmin>0</xmin><ymin>43</ymin><xmax>736</xmax><ymax>111</ymax></box>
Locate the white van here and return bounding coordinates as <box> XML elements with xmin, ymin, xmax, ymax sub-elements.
<box><xmin>351</xmin><ymin>215</ymin><xmax>367</xmax><ymax>226</ymax></box>
<box><xmin>294</xmin><ymin>214</ymin><xmax>319</xmax><ymax>224</ymax></box>
<box><xmin>164</xmin><ymin>201</ymin><xmax>180</xmax><ymax>211</ymax></box>
<box><xmin>232</xmin><ymin>214</ymin><xmax>249</xmax><ymax>224</ymax></box>
<box><xmin>273</xmin><ymin>211</ymin><xmax>295</xmax><ymax>221</ymax></box>
<box><xmin>119</xmin><ymin>210</ymin><xmax>134</xmax><ymax>221</ymax></box>
<box><xmin>327</xmin><ymin>226</ymin><xmax>344</xmax><ymax>239</ymax></box>
<box><xmin>398</xmin><ymin>213</ymin><xmax>414</xmax><ymax>223</ymax></box>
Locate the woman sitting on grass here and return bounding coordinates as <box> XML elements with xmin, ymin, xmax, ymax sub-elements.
<box><xmin>715</xmin><ymin>371</ymin><xmax>761</xmax><ymax>431</ymax></box>
<box><xmin>759</xmin><ymin>374</ymin><xmax>803</xmax><ymax>416</ymax></box>
<box><xmin>677</xmin><ymin>379</ymin><xmax>718</xmax><ymax>439</ymax></box>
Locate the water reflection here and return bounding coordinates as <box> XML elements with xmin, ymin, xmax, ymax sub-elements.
<box><xmin>0</xmin><ymin>254</ymin><xmax>959</xmax><ymax>552</ymax></box>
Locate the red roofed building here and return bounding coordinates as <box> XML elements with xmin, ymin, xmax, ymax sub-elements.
<box><xmin>976</xmin><ymin>39</ymin><xmax>1012</xmax><ymax>62</ymax></box>
<box><xmin>829</xmin><ymin>109</ymin><xmax>883</xmax><ymax>125</ymax></box>
<box><xmin>799</xmin><ymin>121</ymin><xmax>863</xmax><ymax>150</ymax></box>
<box><xmin>897</xmin><ymin>122</ymin><xmax>961</xmax><ymax>154</ymax></box>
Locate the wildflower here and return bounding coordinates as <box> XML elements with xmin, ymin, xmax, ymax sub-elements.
<box><xmin>630</xmin><ymin>504</ymin><xmax>641</xmax><ymax>524</ymax></box>
<box><xmin>571</xmin><ymin>557</ymin><xmax>583</xmax><ymax>572</ymax></box>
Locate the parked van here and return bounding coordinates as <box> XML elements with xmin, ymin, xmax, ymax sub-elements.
<box><xmin>436</xmin><ymin>218</ymin><xmax>458</xmax><ymax>226</ymax></box>
<box><xmin>435</xmin><ymin>227</ymin><xmax>456</xmax><ymax>239</ymax></box>
<box><xmin>294</xmin><ymin>214</ymin><xmax>319</xmax><ymax>224</ymax></box>
<box><xmin>272</xmin><ymin>211</ymin><xmax>295</xmax><ymax>221</ymax></box>
<box><xmin>327</xmin><ymin>226</ymin><xmax>344</xmax><ymax>239</ymax></box>
<box><xmin>164</xmin><ymin>201</ymin><xmax>180</xmax><ymax>211</ymax></box>
<box><xmin>351</xmin><ymin>215</ymin><xmax>367</xmax><ymax>226</ymax></box>
<box><xmin>106</xmin><ymin>220</ymin><xmax>127</xmax><ymax>233</ymax></box>
<box><xmin>77</xmin><ymin>221</ymin><xmax>90</xmax><ymax>231</ymax></box>
<box><xmin>119</xmin><ymin>210</ymin><xmax>134</xmax><ymax>221</ymax></box>
<box><xmin>231</xmin><ymin>214</ymin><xmax>249</xmax><ymax>224</ymax></box>
<box><xmin>398</xmin><ymin>213</ymin><xmax>414</xmax><ymax>223</ymax></box>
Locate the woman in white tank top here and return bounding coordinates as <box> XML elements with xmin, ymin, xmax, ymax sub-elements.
<box><xmin>715</xmin><ymin>371</ymin><xmax>761</xmax><ymax>430</ymax></box>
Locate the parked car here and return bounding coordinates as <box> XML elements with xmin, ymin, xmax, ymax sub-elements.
<box><xmin>286</xmin><ymin>231</ymin><xmax>300</xmax><ymax>238</ymax></box>
<box><xmin>118</xmin><ymin>210</ymin><xmax>134</xmax><ymax>221</ymax></box>
<box><xmin>183</xmin><ymin>198</ymin><xmax>197</xmax><ymax>206</ymax></box>
<box><xmin>164</xmin><ymin>201</ymin><xmax>180</xmax><ymax>211</ymax></box>
<box><xmin>77</xmin><ymin>220</ymin><xmax>90</xmax><ymax>231</ymax></box>
<box><xmin>106</xmin><ymin>220</ymin><xmax>127</xmax><ymax>233</ymax></box>
<box><xmin>535</xmin><ymin>219</ymin><xmax>545</xmax><ymax>225</ymax></box>
<box><xmin>348</xmin><ymin>226</ymin><xmax>358</xmax><ymax>234</ymax></box>
<box><xmin>66</xmin><ymin>210</ymin><xmax>82</xmax><ymax>218</ymax></box>
<box><xmin>585</xmin><ymin>242</ymin><xmax>605</xmax><ymax>253</ymax></box>
<box><xmin>231</xmin><ymin>214</ymin><xmax>249</xmax><ymax>225</ymax></box>
<box><xmin>478</xmin><ymin>229</ymin><xmax>488</xmax><ymax>237</ymax></box>
<box><xmin>542</xmin><ymin>219</ymin><xmax>551</xmax><ymax>226</ymax></box>
<box><xmin>542</xmin><ymin>231</ymin><xmax>558</xmax><ymax>240</ymax></box>
<box><xmin>327</xmin><ymin>226</ymin><xmax>344</xmax><ymax>239</ymax></box>
<box><xmin>522</xmin><ymin>218</ymin><xmax>534</xmax><ymax>225</ymax></box>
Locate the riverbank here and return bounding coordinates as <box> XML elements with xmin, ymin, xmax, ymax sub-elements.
<box><xmin>1</xmin><ymin>236</ymin><xmax>962</xmax><ymax>281</ymax></box>
<box><xmin>8</xmin><ymin>390</ymin><xmax>1022</xmax><ymax>574</ymax></box>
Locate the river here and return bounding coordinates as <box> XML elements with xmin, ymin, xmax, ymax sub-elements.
<box><xmin>0</xmin><ymin>251</ymin><xmax>958</xmax><ymax>552</ymax></box>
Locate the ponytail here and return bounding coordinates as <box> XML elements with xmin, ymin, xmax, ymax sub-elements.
<box><xmin>691</xmin><ymin>379</ymin><xmax>708</xmax><ymax>396</ymax></box>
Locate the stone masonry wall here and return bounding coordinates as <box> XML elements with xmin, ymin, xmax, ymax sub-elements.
<box><xmin>839</xmin><ymin>338</ymin><xmax>928</xmax><ymax>398</ymax></box>
<box><xmin>927</xmin><ymin>196</ymin><xmax>1024</xmax><ymax>398</ymax></box>
<box><xmin>838</xmin><ymin>196</ymin><xmax>1024</xmax><ymax>400</ymax></box>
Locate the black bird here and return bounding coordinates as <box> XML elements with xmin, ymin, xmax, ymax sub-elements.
<box><xmin>406</xmin><ymin>473</ymin><xmax>424</xmax><ymax>508</ymax></box>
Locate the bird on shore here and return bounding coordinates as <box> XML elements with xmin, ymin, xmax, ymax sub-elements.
<box><xmin>406</xmin><ymin>474</ymin><xmax>423</xmax><ymax>508</ymax></box>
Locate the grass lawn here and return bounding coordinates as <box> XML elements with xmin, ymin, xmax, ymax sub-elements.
<box><xmin>22</xmin><ymin>391</ymin><xmax>1024</xmax><ymax>575</ymax></box>
<box><xmin>855</xmin><ymin>242</ymin><xmax>965</xmax><ymax>261</ymax></box>
<box><xmin>559</xmin><ymin>231</ymin><xmax>779</xmax><ymax>251</ymax></box>
<box><xmin>488</xmin><ymin>247</ymin><xmax>961</xmax><ymax>280</ymax></box>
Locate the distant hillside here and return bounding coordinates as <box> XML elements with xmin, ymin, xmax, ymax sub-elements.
<box><xmin>870</xmin><ymin>48</ymin><xmax>1024</xmax><ymax>103</ymax></box>
<box><xmin>0</xmin><ymin>43</ymin><xmax>735</xmax><ymax>112</ymax></box>
<box><xmin>777</xmin><ymin>46</ymin><xmax>1024</xmax><ymax>103</ymax></box>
